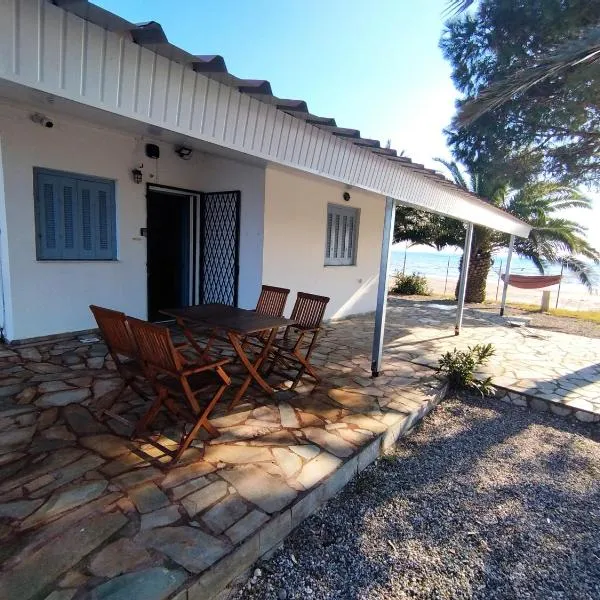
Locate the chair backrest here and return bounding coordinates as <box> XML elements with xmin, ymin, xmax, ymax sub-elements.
<box><xmin>89</xmin><ymin>305</ymin><xmax>137</xmax><ymax>359</ymax></box>
<box><xmin>255</xmin><ymin>285</ymin><xmax>291</xmax><ymax>317</ymax></box>
<box><xmin>127</xmin><ymin>318</ymin><xmax>182</xmax><ymax>375</ymax></box>
<box><xmin>290</xmin><ymin>292</ymin><xmax>330</xmax><ymax>330</ymax></box>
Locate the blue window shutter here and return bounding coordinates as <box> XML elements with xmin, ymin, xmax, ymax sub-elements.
<box><xmin>35</xmin><ymin>172</ymin><xmax>63</xmax><ymax>260</ymax></box>
<box><xmin>60</xmin><ymin>178</ymin><xmax>79</xmax><ymax>259</ymax></box>
<box><xmin>94</xmin><ymin>183</ymin><xmax>116</xmax><ymax>259</ymax></box>
<box><xmin>78</xmin><ymin>182</ymin><xmax>94</xmax><ymax>259</ymax></box>
<box><xmin>35</xmin><ymin>169</ymin><xmax>116</xmax><ymax>260</ymax></box>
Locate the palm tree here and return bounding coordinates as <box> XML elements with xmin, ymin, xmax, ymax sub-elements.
<box><xmin>394</xmin><ymin>159</ymin><xmax>600</xmax><ymax>302</ymax></box>
<box><xmin>445</xmin><ymin>1</ymin><xmax>600</xmax><ymax>126</ymax></box>
<box><xmin>504</xmin><ymin>183</ymin><xmax>600</xmax><ymax>288</ymax></box>
<box><xmin>433</xmin><ymin>159</ymin><xmax>505</xmax><ymax>302</ymax></box>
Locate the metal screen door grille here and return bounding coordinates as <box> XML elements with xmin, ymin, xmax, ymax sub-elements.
<box><xmin>200</xmin><ymin>191</ymin><xmax>241</xmax><ymax>306</ymax></box>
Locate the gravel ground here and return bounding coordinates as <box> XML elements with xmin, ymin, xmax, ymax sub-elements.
<box><xmin>238</xmin><ymin>396</ymin><xmax>600</xmax><ymax>600</ymax></box>
<box><xmin>501</xmin><ymin>306</ymin><xmax>600</xmax><ymax>338</ymax></box>
<box><xmin>395</xmin><ymin>295</ymin><xmax>600</xmax><ymax>338</ymax></box>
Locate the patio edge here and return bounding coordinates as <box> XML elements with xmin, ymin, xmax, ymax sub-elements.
<box><xmin>405</xmin><ymin>357</ymin><xmax>600</xmax><ymax>426</ymax></box>
<box><xmin>495</xmin><ymin>386</ymin><xmax>600</xmax><ymax>425</ymax></box>
<box><xmin>172</xmin><ymin>381</ymin><xmax>449</xmax><ymax>600</ymax></box>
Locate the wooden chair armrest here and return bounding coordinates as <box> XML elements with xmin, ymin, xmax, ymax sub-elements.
<box><xmin>182</xmin><ymin>357</ymin><xmax>231</xmax><ymax>376</ymax></box>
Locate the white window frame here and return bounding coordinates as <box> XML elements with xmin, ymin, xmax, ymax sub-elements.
<box><xmin>324</xmin><ymin>203</ymin><xmax>360</xmax><ymax>266</ymax></box>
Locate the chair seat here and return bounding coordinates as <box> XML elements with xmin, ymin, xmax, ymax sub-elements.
<box><xmin>157</xmin><ymin>370</ymin><xmax>224</xmax><ymax>395</ymax></box>
<box><xmin>271</xmin><ymin>336</ymin><xmax>312</xmax><ymax>351</ymax></box>
<box><xmin>118</xmin><ymin>357</ymin><xmax>145</xmax><ymax>377</ymax></box>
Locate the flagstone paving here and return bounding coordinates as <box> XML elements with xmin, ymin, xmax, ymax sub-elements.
<box><xmin>0</xmin><ymin>311</ymin><xmax>444</xmax><ymax>600</ymax></box>
<box><xmin>384</xmin><ymin>298</ymin><xmax>600</xmax><ymax>420</ymax></box>
<box><xmin>0</xmin><ymin>297</ymin><xmax>596</xmax><ymax>600</ymax></box>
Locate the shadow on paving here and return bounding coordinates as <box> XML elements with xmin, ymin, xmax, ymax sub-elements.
<box><xmin>241</xmin><ymin>395</ymin><xmax>600</xmax><ymax>600</ymax></box>
<box><xmin>522</xmin><ymin>363</ymin><xmax>600</xmax><ymax>398</ymax></box>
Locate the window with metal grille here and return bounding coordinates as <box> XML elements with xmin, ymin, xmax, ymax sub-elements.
<box><xmin>34</xmin><ymin>168</ymin><xmax>117</xmax><ymax>260</ymax></box>
<box><xmin>324</xmin><ymin>203</ymin><xmax>359</xmax><ymax>266</ymax></box>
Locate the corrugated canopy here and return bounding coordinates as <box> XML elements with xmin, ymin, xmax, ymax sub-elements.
<box><xmin>42</xmin><ymin>0</ymin><xmax>531</xmax><ymax>237</ymax></box>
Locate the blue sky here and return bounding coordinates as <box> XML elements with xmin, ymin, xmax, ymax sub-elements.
<box><xmin>95</xmin><ymin>0</ymin><xmax>599</xmax><ymax>250</ymax></box>
<box><xmin>95</xmin><ymin>0</ymin><xmax>457</xmax><ymax>168</ymax></box>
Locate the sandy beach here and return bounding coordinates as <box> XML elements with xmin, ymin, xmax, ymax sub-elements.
<box><xmin>390</xmin><ymin>273</ymin><xmax>600</xmax><ymax>311</ymax></box>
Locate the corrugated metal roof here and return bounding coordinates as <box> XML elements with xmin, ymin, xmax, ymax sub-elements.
<box><xmin>50</xmin><ymin>0</ymin><xmax>517</xmax><ymax>219</ymax></box>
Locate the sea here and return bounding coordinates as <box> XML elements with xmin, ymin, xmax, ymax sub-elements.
<box><xmin>390</xmin><ymin>247</ymin><xmax>599</xmax><ymax>288</ymax></box>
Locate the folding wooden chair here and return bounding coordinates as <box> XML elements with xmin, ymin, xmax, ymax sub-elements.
<box><xmin>255</xmin><ymin>285</ymin><xmax>291</xmax><ymax>317</ymax></box>
<box><xmin>89</xmin><ymin>305</ymin><xmax>153</xmax><ymax>421</ymax></box>
<box><xmin>127</xmin><ymin>317</ymin><xmax>231</xmax><ymax>464</ymax></box>
<box><xmin>266</xmin><ymin>292</ymin><xmax>330</xmax><ymax>390</ymax></box>
<box><xmin>241</xmin><ymin>285</ymin><xmax>291</xmax><ymax>352</ymax></box>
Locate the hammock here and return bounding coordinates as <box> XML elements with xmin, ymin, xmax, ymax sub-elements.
<box><xmin>500</xmin><ymin>274</ymin><xmax>562</xmax><ymax>289</ymax></box>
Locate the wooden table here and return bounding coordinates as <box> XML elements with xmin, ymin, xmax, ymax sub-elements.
<box><xmin>160</xmin><ymin>304</ymin><xmax>295</xmax><ymax>407</ymax></box>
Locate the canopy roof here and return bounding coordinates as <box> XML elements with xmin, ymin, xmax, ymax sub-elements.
<box><xmin>0</xmin><ymin>0</ymin><xmax>531</xmax><ymax>237</ymax></box>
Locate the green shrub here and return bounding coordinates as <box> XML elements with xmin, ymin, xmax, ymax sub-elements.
<box><xmin>437</xmin><ymin>343</ymin><xmax>496</xmax><ymax>396</ymax></box>
<box><xmin>390</xmin><ymin>272</ymin><xmax>431</xmax><ymax>296</ymax></box>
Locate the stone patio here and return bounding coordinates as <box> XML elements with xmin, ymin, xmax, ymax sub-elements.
<box><xmin>387</xmin><ymin>297</ymin><xmax>600</xmax><ymax>421</ymax></box>
<box><xmin>0</xmin><ymin>313</ymin><xmax>446</xmax><ymax>600</ymax></box>
<box><xmin>2</xmin><ymin>297</ymin><xmax>597</xmax><ymax>600</ymax></box>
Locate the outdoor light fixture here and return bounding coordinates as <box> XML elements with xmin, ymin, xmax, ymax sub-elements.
<box><xmin>30</xmin><ymin>113</ymin><xmax>54</xmax><ymax>128</ymax></box>
<box><xmin>131</xmin><ymin>168</ymin><xmax>143</xmax><ymax>184</ymax></box>
<box><xmin>175</xmin><ymin>145</ymin><xmax>193</xmax><ymax>160</ymax></box>
<box><xmin>343</xmin><ymin>191</ymin><xmax>351</xmax><ymax>202</ymax></box>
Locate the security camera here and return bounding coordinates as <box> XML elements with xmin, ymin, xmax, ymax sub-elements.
<box><xmin>30</xmin><ymin>113</ymin><xmax>54</xmax><ymax>128</ymax></box>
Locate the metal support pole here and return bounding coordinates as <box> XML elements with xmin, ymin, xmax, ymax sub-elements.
<box><xmin>555</xmin><ymin>261</ymin><xmax>565</xmax><ymax>309</ymax></box>
<box><xmin>500</xmin><ymin>234</ymin><xmax>515</xmax><ymax>317</ymax></box>
<box><xmin>443</xmin><ymin>257</ymin><xmax>450</xmax><ymax>296</ymax></box>
<box><xmin>371</xmin><ymin>197</ymin><xmax>396</xmax><ymax>377</ymax></box>
<box><xmin>455</xmin><ymin>223</ymin><xmax>474</xmax><ymax>335</ymax></box>
<box><xmin>495</xmin><ymin>259</ymin><xmax>503</xmax><ymax>302</ymax></box>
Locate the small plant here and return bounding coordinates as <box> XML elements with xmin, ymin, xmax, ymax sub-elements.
<box><xmin>390</xmin><ymin>272</ymin><xmax>431</xmax><ymax>296</ymax></box>
<box><xmin>437</xmin><ymin>343</ymin><xmax>496</xmax><ymax>396</ymax></box>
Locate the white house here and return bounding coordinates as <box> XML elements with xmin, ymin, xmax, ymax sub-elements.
<box><xmin>0</xmin><ymin>0</ymin><xmax>530</xmax><ymax>343</ymax></box>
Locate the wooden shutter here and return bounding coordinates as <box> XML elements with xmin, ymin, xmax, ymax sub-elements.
<box><xmin>325</xmin><ymin>204</ymin><xmax>359</xmax><ymax>266</ymax></box>
<box><xmin>76</xmin><ymin>179</ymin><xmax>116</xmax><ymax>260</ymax></box>
<box><xmin>60</xmin><ymin>178</ymin><xmax>79</xmax><ymax>260</ymax></box>
<box><xmin>94</xmin><ymin>183</ymin><xmax>116</xmax><ymax>259</ymax></box>
<box><xmin>35</xmin><ymin>172</ymin><xmax>62</xmax><ymax>260</ymax></box>
<box><xmin>35</xmin><ymin>169</ymin><xmax>116</xmax><ymax>260</ymax></box>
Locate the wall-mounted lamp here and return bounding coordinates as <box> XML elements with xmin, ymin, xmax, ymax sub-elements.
<box><xmin>131</xmin><ymin>168</ymin><xmax>143</xmax><ymax>184</ymax></box>
<box><xmin>175</xmin><ymin>145</ymin><xmax>193</xmax><ymax>160</ymax></box>
<box><xmin>343</xmin><ymin>191</ymin><xmax>351</xmax><ymax>202</ymax></box>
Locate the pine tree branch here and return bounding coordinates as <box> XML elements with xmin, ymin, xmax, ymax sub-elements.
<box><xmin>457</xmin><ymin>26</ymin><xmax>600</xmax><ymax>127</ymax></box>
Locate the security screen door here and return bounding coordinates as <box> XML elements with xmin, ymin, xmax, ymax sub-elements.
<box><xmin>146</xmin><ymin>187</ymin><xmax>240</xmax><ymax>320</ymax></box>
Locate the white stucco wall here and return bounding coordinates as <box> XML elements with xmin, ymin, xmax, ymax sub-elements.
<box><xmin>263</xmin><ymin>165</ymin><xmax>386</xmax><ymax>320</ymax></box>
<box><xmin>0</xmin><ymin>102</ymin><xmax>264</xmax><ymax>340</ymax></box>
<box><xmin>195</xmin><ymin>155</ymin><xmax>264</xmax><ymax>310</ymax></box>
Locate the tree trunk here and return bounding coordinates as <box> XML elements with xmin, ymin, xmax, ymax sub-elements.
<box><xmin>455</xmin><ymin>227</ymin><xmax>493</xmax><ymax>303</ymax></box>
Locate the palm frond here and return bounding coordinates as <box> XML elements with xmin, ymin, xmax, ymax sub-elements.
<box><xmin>433</xmin><ymin>157</ymin><xmax>469</xmax><ymax>189</ymax></box>
<box><xmin>444</xmin><ymin>0</ymin><xmax>476</xmax><ymax>18</ymax></box>
<box><xmin>457</xmin><ymin>25</ymin><xmax>600</xmax><ymax>127</ymax></box>
<box><xmin>560</xmin><ymin>257</ymin><xmax>599</xmax><ymax>291</ymax></box>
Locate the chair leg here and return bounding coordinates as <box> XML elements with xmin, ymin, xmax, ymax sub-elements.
<box><xmin>289</xmin><ymin>365</ymin><xmax>307</xmax><ymax>391</ymax></box>
<box><xmin>128</xmin><ymin>378</ymin><xmax>154</xmax><ymax>404</ymax></box>
<box><xmin>285</xmin><ymin>333</ymin><xmax>321</xmax><ymax>390</ymax></box>
<box><xmin>266</xmin><ymin>346</ymin><xmax>289</xmax><ymax>376</ymax></box>
<box><xmin>95</xmin><ymin>379</ymin><xmax>127</xmax><ymax>420</ymax></box>
<box><xmin>133</xmin><ymin>388</ymin><xmax>167</xmax><ymax>438</ymax></box>
<box><xmin>172</xmin><ymin>383</ymin><xmax>228</xmax><ymax>463</ymax></box>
